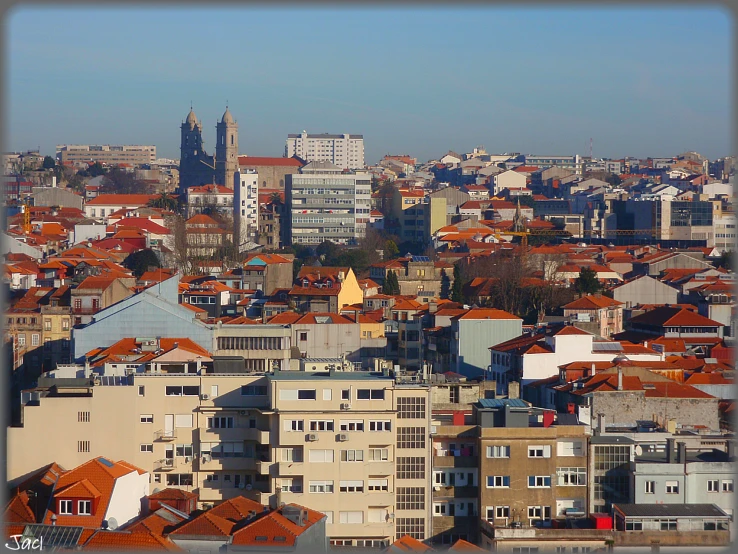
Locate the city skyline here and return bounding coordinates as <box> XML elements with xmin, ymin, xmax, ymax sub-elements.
<box><xmin>7</xmin><ymin>6</ymin><xmax>733</xmax><ymax>163</ymax></box>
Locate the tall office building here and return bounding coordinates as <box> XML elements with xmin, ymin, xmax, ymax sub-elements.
<box><xmin>285</xmin><ymin>131</ymin><xmax>365</xmax><ymax>170</ymax></box>
<box><xmin>285</xmin><ymin>161</ymin><xmax>372</xmax><ymax>246</ymax></box>
<box><xmin>234</xmin><ymin>169</ymin><xmax>259</xmax><ymax>250</ymax></box>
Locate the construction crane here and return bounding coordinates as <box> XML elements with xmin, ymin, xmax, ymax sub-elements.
<box><xmin>20</xmin><ymin>200</ymin><xmax>32</xmax><ymax>235</ymax></box>
<box><xmin>497</xmin><ymin>228</ymin><xmax>662</xmax><ymax>250</ymax></box>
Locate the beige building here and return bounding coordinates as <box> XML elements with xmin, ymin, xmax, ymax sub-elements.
<box><xmin>56</xmin><ymin>144</ymin><xmax>156</xmax><ymax>165</ymax></box>
<box><xmin>8</xmin><ymin>364</ymin><xmax>432</xmax><ymax>546</ymax></box>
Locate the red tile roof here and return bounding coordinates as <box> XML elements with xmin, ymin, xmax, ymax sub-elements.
<box><xmin>238</xmin><ymin>156</ymin><xmax>304</xmax><ymax>167</ymax></box>
<box><xmin>230</xmin><ymin>504</ymin><xmax>325</xmax><ymax>547</ymax></box>
<box><xmin>455</xmin><ymin>308</ymin><xmax>521</xmax><ymax>321</ymax></box>
<box><xmin>631</xmin><ymin>306</ymin><xmax>723</xmax><ymax>328</ymax></box>
<box><xmin>86</xmin><ymin>194</ymin><xmax>158</xmax><ymax>206</ymax></box>
<box><xmin>81</xmin><ymin>529</ymin><xmax>182</xmax><ymax>551</ymax></box>
<box><xmin>554</xmin><ymin>325</ymin><xmax>592</xmax><ymax>336</ymax></box>
<box><xmin>3</xmin><ymin>491</ymin><xmax>36</xmax><ymax>523</ymax></box>
<box><xmin>563</xmin><ymin>295</ymin><xmax>623</xmax><ymax>310</ymax></box>
<box><xmin>387</xmin><ymin>535</ymin><xmax>435</xmax><ymax>552</ymax></box>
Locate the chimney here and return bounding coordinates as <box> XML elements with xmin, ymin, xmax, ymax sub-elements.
<box><xmin>598</xmin><ymin>413</ymin><xmax>605</xmax><ymax>434</ymax></box>
<box><xmin>617</xmin><ymin>367</ymin><xmax>623</xmax><ymax>391</ymax></box>
<box><xmin>591</xmin><ymin>363</ymin><xmax>596</xmax><ymax>377</ymax></box>
<box><xmin>676</xmin><ymin>442</ymin><xmax>687</xmax><ymax>464</ymax></box>
<box><xmin>507</xmin><ymin>381</ymin><xmax>520</xmax><ymax>400</ymax></box>
<box><xmin>666</xmin><ymin>437</ymin><xmax>675</xmax><ymax>463</ymax></box>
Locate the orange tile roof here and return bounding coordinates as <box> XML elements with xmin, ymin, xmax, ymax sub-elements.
<box><xmin>81</xmin><ymin>529</ymin><xmax>182</xmax><ymax>551</ymax></box>
<box><xmin>209</xmin><ymin>496</ymin><xmax>266</xmax><ymax>521</ymax></box>
<box><xmin>449</xmin><ymin>539</ymin><xmax>486</xmax><ymax>552</ymax></box>
<box><xmin>187</xmin><ymin>184</ymin><xmax>234</xmax><ymax>194</ymax></box>
<box><xmin>455</xmin><ymin>308</ymin><xmax>521</xmax><ymax>321</ymax></box>
<box><xmin>168</xmin><ymin>511</ymin><xmax>236</xmax><ymax>537</ymax></box>
<box><xmin>553</xmin><ymin>325</ymin><xmax>592</xmax><ymax>336</ymax></box>
<box><xmin>268</xmin><ymin>312</ymin><xmax>303</xmax><ymax>324</ymax></box>
<box><xmin>563</xmin><ymin>295</ymin><xmax>623</xmax><ymax>310</ymax></box>
<box><xmin>185</xmin><ymin>213</ymin><xmax>221</xmax><ymax>226</ymax></box>
<box><xmin>3</xmin><ymin>491</ymin><xmax>36</xmax><ymax>523</ymax></box>
<box><xmin>388</xmin><ymin>535</ymin><xmax>435</xmax><ymax>552</ymax></box>
<box><xmin>238</xmin><ymin>156</ymin><xmax>304</xmax><ymax>167</ymax></box>
<box><xmin>230</xmin><ymin>504</ymin><xmax>324</xmax><ymax>547</ymax></box>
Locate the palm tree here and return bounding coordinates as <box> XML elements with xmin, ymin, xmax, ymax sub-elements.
<box><xmin>268</xmin><ymin>192</ymin><xmax>282</xmax><ymax>205</ymax></box>
<box><xmin>148</xmin><ymin>192</ymin><xmax>178</xmax><ymax>212</ymax></box>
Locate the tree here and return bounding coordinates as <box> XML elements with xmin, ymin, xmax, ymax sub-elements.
<box><xmin>575</xmin><ymin>267</ymin><xmax>601</xmax><ymax>295</ymax></box>
<box><xmin>384</xmin><ymin>239</ymin><xmax>400</xmax><ymax>259</ymax></box>
<box><xmin>384</xmin><ymin>270</ymin><xmax>400</xmax><ymax>295</ymax></box>
<box><xmin>67</xmin><ymin>174</ymin><xmax>85</xmax><ymax>193</ymax></box>
<box><xmin>316</xmin><ymin>240</ymin><xmax>340</xmax><ymax>262</ymax></box>
<box><xmin>377</xmin><ymin>180</ymin><xmax>395</xmax><ymax>216</ymax></box>
<box><xmin>717</xmin><ymin>251</ymin><xmax>733</xmax><ymax>271</ymax></box>
<box><xmin>85</xmin><ymin>162</ymin><xmax>107</xmax><ymax>177</ymax></box>
<box><xmin>123</xmin><ymin>249</ymin><xmax>161</xmax><ymax>278</ymax></box>
<box><xmin>166</xmin><ymin>214</ymin><xmax>194</xmax><ymax>274</ymax></box>
<box><xmin>148</xmin><ymin>193</ymin><xmax>179</xmax><ymax>212</ymax></box>
<box><xmin>102</xmin><ymin>168</ymin><xmax>148</xmax><ymax>194</ymax></box>
<box><xmin>269</xmin><ymin>192</ymin><xmax>283</xmax><ymax>205</ymax></box>
<box><xmin>440</xmin><ymin>269</ymin><xmax>451</xmax><ymax>300</ymax></box>
<box><xmin>42</xmin><ymin>156</ymin><xmax>56</xmax><ymax>169</ymax></box>
<box><xmin>450</xmin><ymin>264</ymin><xmax>464</xmax><ymax>304</ymax></box>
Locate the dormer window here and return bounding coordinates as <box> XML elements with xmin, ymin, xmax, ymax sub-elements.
<box><xmin>78</xmin><ymin>500</ymin><xmax>92</xmax><ymax>515</ymax></box>
<box><xmin>59</xmin><ymin>500</ymin><xmax>73</xmax><ymax>515</ymax></box>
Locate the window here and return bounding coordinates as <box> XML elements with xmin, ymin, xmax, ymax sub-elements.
<box><xmin>140</xmin><ymin>444</ymin><xmax>153</xmax><ymax>453</ymax></box>
<box><xmin>299</xmin><ymin>332</ymin><xmax>308</xmax><ymax>341</ymax></box>
<box><xmin>280</xmin><ymin>479</ymin><xmax>302</xmax><ymax>493</ymax></box>
<box><xmin>339</xmin><ymin>511</ymin><xmax>363</xmax><ymax>524</ymax></box>
<box><xmin>625</xmin><ymin>520</ymin><xmax>643</xmax><ymax>531</ymax></box>
<box><xmin>167</xmin><ymin>474</ymin><xmax>193</xmax><ymax>486</ymax></box>
<box><xmin>528</xmin><ymin>476</ymin><xmax>552</xmax><ymax>488</ymax></box>
<box><xmin>175</xmin><ymin>414</ymin><xmax>193</xmax><ymax>428</ymax></box>
<box><xmin>32</xmin><ymin>334</ymin><xmax>39</xmax><ymax>346</ymax></box>
<box><xmin>308</xmin><ymin>449</ymin><xmax>334</xmax><ymax>463</ymax></box>
<box><xmin>512</xmin><ymin>548</ymin><xmax>539</xmax><ymax>554</ymax></box>
<box><xmin>496</xmin><ymin>506</ymin><xmax>510</xmax><ymax>519</ymax></box>
<box><xmin>44</xmin><ymin>319</ymin><xmax>51</xmax><ymax>331</ymax></box>
<box><xmin>165</xmin><ymin>386</ymin><xmax>199</xmax><ymax>396</ymax></box>
<box><xmin>78</xmin><ymin>501</ymin><xmax>92</xmax><ymax>515</ymax></box>
<box><xmin>528</xmin><ymin>506</ymin><xmax>551</xmax><ymax>520</ymax></box>
<box><xmin>723</xmin><ymin>480</ymin><xmax>734</xmax><ymax>493</ymax></box>
<box><xmin>708</xmin><ymin>480</ymin><xmax>719</xmax><ymax>493</ymax></box>
<box><xmin>557</xmin><ymin>440</ymin><xmax>584</xmax><ymax>457</ymax></box>
<box><xmin>16</xmin><ymin>335</ymin><xmax>25</xmax><ymax>346</ymax></box>
<box><xmin>341</xmin><ymin>450</ymin><xmax>364</xmax><ymax>462</ymax></box>
<box><xmin>176</xmin><ymin>444</ymin><xmax>193</xmax><ymax>457</ymax></box>
<box><xmin>298</xmin><ymin>389</ymin><xmax>316</xmax><ymax>400</ymax></box>
<box><xmin>323</xmin><ymin>388</ymin><xmax>332</xmax><ymax>401</ymax></box>
<box><xmin>487</xmin><ymin>445</ymin><xmax>510</xmax><ymax>458</ymax></box>
<box><xmin>369</xmin><ymin>420</ymin><xmax>391</xmax><ymax>431</ymax></box>
<box><xmin>339</xmin><ymin>480</ymin><xmax>364</xmax><ymax>493</ymax></box>
<box><xmin>645</xmin><ymin>481</ymin><xmax>655</xmax><ymax>494</ymax></box>
<box><xmin>369</xmin><ymin>448</ymin><xmax>389</xmax><ymax>461</ymax></box>
<box><xmin>78</xmin><ymin>411</ymin><xmax>90</xmax><ymax>423</ymax></box>
<box><xmin>666</xmin><ymin>481</ymin><xmax>679</xmax><ymax>494</ymax></box>
<box><xmin>557</xmin><ymin>468</ymin><xmax>586</xmax><ymax>486</ymax></box>
<box><xmin>659</xmin><ymin>519</ymin><xmax>677</xmax><ymax>531</ymax></box>
<box><xmin>357</xmin><ymin>389</ymin><xmax>385</xmax><ymax>400</ymax></box>
<box><xmin>528</xmin><ymin>445</ymin><xmax>551</xmax><ymax>458</ymax></box>
<box><xmin>397</xmin><ymin>457</ymin><xmax>425</xmax><ymax>479</ymax></box>
<box><xmin>138</xmin><ymin>386</ymin><xmax>145</xmax><ymax>397</ymax></box>
<box><xmin>340</xmin><ymin>420</ymin><xmax>363</xmax><ymax>431</ymax></box>
<box><xmin>140</xmin><ymin>414</ymin><xmax>153</xmax><ymax>424</ymax></box>
<box><xmin>241</xmin><ymin>385</ymin><xmax>267</xmax><ymax>396</ymax></box>
<box><xmin>397</xmin><ymin>397</ymin><xmax>425</xmax><ymax>418</ymax></box>
<box><xmin>59</xmin><ymin>500</ymin><xmax>72</xmax><ymax>515</ymax></box>
<box><xmin>284</xmin><ymin>420</ymin><xmax>303</xmax><ymax>432</ymax></box>
<box><xmin>310</xmin><ymin>420</ymin><xmax>334</xmax><ymax>431</ymax></box>
<box><xmin>309</xmin><ymin>480</ymin><xmax>334</xmax><ymax>493</ymax></box>
<box><xmin>282</xmin><ymin>447</ymin><xmax>303</xmax><ymax>462</ymax></box>
<box><xmin>487</xmin><ymin>476</ymin><xmax>510</xmax><ymax>488</ymax></box>
<box><xmin>62</xmin><ymin>319</ymin><xmax>69</xmax><ymax>331</ymax></box>
<box><xmin>397</xmin><ymin>487</ymin><xmax>425</xmax><ymax>510</ymax></box>
<box><xmin>368</xmin><ymin>478</ymin><xmax>389</xmax><ymax>492</ymax></box>
<box><xmin>341</xmin><ymin>389</ymin><xmax>350</xmax><ymax>400</ymax></box>
<box><xmin>395</xmin><ymin>518</ymin><xmax>424</xmax><ymax>540</ymax></box>
<box><xmin>78</xmin><ymin>441</ymin><xmax>90</xmax><ymax>453</ymax></box>
<box><xmin>207</xmin><ymin>416</ymin><xmax>234</xmax><ymax>429</ymax></box>
<box><xmin>397</xmin><ymin>427</ymin><xmax>426</xmax><ymax>449</ymax></box>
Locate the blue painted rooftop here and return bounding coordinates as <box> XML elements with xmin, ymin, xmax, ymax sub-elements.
<box><xmin>477</xmin><ymin>398</ymin><xmax>529</xmax><ymax>409</ymax></box>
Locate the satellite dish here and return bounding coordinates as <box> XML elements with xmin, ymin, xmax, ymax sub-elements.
<box><xmin>634</xmin><ymin>445</ymin><xmax>643</xmax><ymax>456</ymax></box>
<box><xmin>107</xmin><ymin>517</ymin><xmax>118</xmax><ymax>530</ymax></box>
<box><xmin>245</xmin><ymin>484</ymin><xmax>253</xmax><ymax>491</ymax></box>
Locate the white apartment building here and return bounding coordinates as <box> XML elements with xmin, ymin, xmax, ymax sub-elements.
<box><xmin>286</xmin><ymin>162</ymin><xmax>372</xmax><ymax>246</ymax></box>
<box><xmin>8</xmin><ymin>366</ymin><xmax>432</xmax><ymax>546</ymax></box>
<box><xmin>285</xmin><ymin>131</ymin><xmax>365</xmax><ymax>170</ymax></box>
<box><xmin>56</xmin><ymin>144</ymin><xmax>156</xmax><ymax>165</ymax></box>
<box><xmin>234</xmin><ymin>169</ymin><xmax>259</xmax><ymax>249</ymax></box>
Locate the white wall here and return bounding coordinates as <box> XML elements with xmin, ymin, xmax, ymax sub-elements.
<box><xmin>105</xmin><ymin>470</ymin><xmax>150</xmax><ymax>527</ymax></box>
<box><xmin>73</xmin><ymin>224</ymin><xmax>108</xmax><ymax>245</ymax></box>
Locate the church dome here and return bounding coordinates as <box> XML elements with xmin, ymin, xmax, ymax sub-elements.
<box><xmin>221</xmin><ymin>107</ymin><xmax>234</xmax><ymax>124</ymax></box>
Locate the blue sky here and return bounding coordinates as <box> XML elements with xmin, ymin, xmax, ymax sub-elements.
<box><xmin>5</xmin><ymin>7</ymin><xmax>733</xmax><ymax>163</ymax></box>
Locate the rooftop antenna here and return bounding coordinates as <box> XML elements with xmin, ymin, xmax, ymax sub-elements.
<box><xmin>590</xmin><ymin>138</ymin><xmax>593</xmax><ymax>159</ymax></box>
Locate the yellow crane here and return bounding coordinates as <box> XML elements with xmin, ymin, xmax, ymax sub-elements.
<box><xmin>21</xmin><ymin>200</ymin><xmax>32</xmax><ymax>235</ymax></box>
<box><xmin>498</xmin><ymin>228</ymin><xmax>662</xmax><ymax>250</ymax></box>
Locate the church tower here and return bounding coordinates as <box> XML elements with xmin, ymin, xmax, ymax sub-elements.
<box><xmin>179</xmin><ymin>107</ymin><xmax>215</xmax><ymax>193</ymax></box>
<box><xmin>215</xmin><ymin>107</ymin><xmax>239</xmax><ymax>188</ymax></box>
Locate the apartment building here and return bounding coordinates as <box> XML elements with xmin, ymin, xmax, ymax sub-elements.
<box><xmin>8</xmin><ymin>365</ymin><xmax>432</xmax><ymax>546</ymax></box>
<box><xmin>524</xmin><ymin>155</ymin><xmax>584</xmax><ymax>175</ymax></box>
<box><xmin>613</xmin><ymin>198</ymin><xmax>715</xmax><ymax>246</ymax></box>
<box><xmin>56</xmin><ymin>144</ymin><xmax>156</xmax><ymax>165</ymax></box>
<box><xmin>285</xmin><ymin>132</ymin><xmax>365</xmax><ymax>170</ymax></box>
<box><xmin>285</xmin><ymin>162</ymin><xmax>372</xmax><ymax>246</ymax></box>
<box><xmin>476</xmin><ymin>399</ymin><xmax>589</xmax><ymax>528</ymax></box>
<box><xmin>234</xmin><ymin>169</ymin><xmax>259</xmax><ymax>248</ymax></box>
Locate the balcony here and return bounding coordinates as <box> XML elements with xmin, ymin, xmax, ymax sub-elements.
<box><xmin>433</xmin><ymin>453</ymin><xmax>477</xmax><ymax>469</ymax></box>
<box><xmin>155</xmin><ymin>458</ymin><xmax>176</xmax><ymax>471</ymax></box>
<box><xmin>198</xmin><ymin>427</ymin><xmax>269</xmax><ymax>443</ymax></box>
<box><xmin>256</xmin><ymin>460</ymin><xmax>274</xmax><ymax>476</ymax></box>
<box><xmin>245</xmin><ymin>428</ymin><xmax>270</xmax><ymax>443</ymax></box>
<box><xmin>277</xmin><ymin>461</ymin><xmax>304</xmax><ymax>476</ymax></box>
<box><xmin>154</xmin><ymin>429</ymin><xmax>177</xmax><ymax>441</ymax></box>
<box><xmin>72</xmin><ymin>307</ymin><xmax>97</xmax><ymax>315</ymax></box>
<box><xmin>432</xmin><ymin>485</ymin><xmax>478</xmax><ymax>499</ymax></box>
<box><xmin>199</xmin><ymin>455</ymin><xmax>257</xmax><ymax>472</ymax></box>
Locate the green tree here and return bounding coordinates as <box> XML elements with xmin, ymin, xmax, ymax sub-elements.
<box><xmin>384</xmin><ymin>270</ymin><xmax>400</xmax><ymax>295</ymax></box>
<box><xmin>148</xmin><ymin>192</ymin><xmax>179</xmax><ymax>212</ymax></box>
<box><xmin>123</xmin><ymin>249</ymin><xmax>161</xmax><ymax>278</ymax></box>
<box><xmin>384</xmin><ymin>239</ymin><xmax>400</xmax><ymax>259</ymax></box>
<box><xmin>67</xmin><ymin>174</ymin><xmax>85</xmax><ymax>193</ymax></box>
<box><xmin>717</xmin><ymin>251</ymin><xmax>733</xmax><ymax>271</ymax></box>
<box><xmin>42</xmin><ymin>156</ymin><xmax>56</xmax><ymax>169</ymax></box>
<box><xmin>86</xmin><ymin>162</ymin><xmax>107</xmax><ymax>177</ymax></box>
<box><xmin>451</xmin><ymin>264</ymin><xmax>464</xmax><ymax>304</ymax></box>
<box><xmin>440</xmin><ymin>269</ymin><xmax>451</xmax><ymax>300</ymax></box>
<box><xmin>316</xmin><ymin>240</ymin><xmax>340</xmax><ymax>263</ymax></box>
<box><xmin>575</xmin><ymin>266</ymin><xmax>601</xmax><ymax>295</ymax></box>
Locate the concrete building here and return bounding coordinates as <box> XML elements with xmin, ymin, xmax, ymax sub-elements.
<box><xmin>31</xmin><ymin>187</ymin><xmax>83</xmax><ymax>210</ymax></box>
<box><xmin>369</xmin><ymin>256</ymin><xmax>454</xmax><ymax>298</ymax></box>
<box><xmin>614</xmin><ymin>198</ymin><xmax>715</xmax><ymax>246</ymax></box>
<box><xmin>285</xmin><ymin>132</ymin><xmax>365</xmax><ymax>170</ymax></box>
<box><xmin>234</xmin><ymin>170</ymin><xmax>259</xmax><ymax>248</ymax></box>
<box><xmin>83</xmin><ymin>194</ymin><xmax>159</xmax><ymax>223</ymax></box>
<box><xmin>611</xmin><ymin>275</ymin><xmax>679</xmax><ymax>309</ymax></box>
<box><xmin>561</xmin><ymin>295</ymin><xmax>624</xmax><ymax>338</ymax></box>
<box><xmin>285</xmin><ymin>162</ymin><xmax>372</xmax><ymax>246</ymax></box>
<box><xmin>186</xmin><ymin>184</ymin><xmax>234</xmax><ymax>218</ymax></box>
<box><xmin>451</xmin><ymin>309</ymin><xmax>523</xmax><ymax>379</ymax></box>
<box><xmin>56</xmin><ymin>144</ymin><xmax>156</xmax><ymax>165</ymax></box>
<box><xmin>475</xmin><ymin>399</ymin><xmax>589</xmax><ymax>528</ymax></box>
<box><xmin>237</xmin><ymin>253</ymin><xmax>294</xmax><ymax>296</ymax></box>
<box><xmin>524</xmin><ymin>155</ymin><xmax>584</xmax><ymax>175</ymax></box>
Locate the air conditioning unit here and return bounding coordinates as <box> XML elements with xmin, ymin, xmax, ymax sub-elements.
<box><xmin>340</xmin><ymin>403</ymin><xmax>351</xmax><ymax>410</ymax></box>
<box><xmin>202</xmin><ymin>455</ymin><xmax>212</xmax><ymax>463</ymax></box>
<box><xmin>200</xmin><ymin>394</ymin><xmax>210</xmax><ymax>400</ymax></box>
<box><xmin>164</xmin><ymin>459</ymin><xmax>174</xmax><ymax>467</ymax></box>
<box><xmin>307</xmin><ymin>433</ymin><xmax>318</xmax><ymax>442</ymax></box>
<box><xmin>388</xmin><ymin>513</ymin><xmax>395</xmax><ymax>522</ymax></box>
<box><xmin>338</xmin><ymin>433</ymin><xmax>349</xmax><ymax>442</ymax></box>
